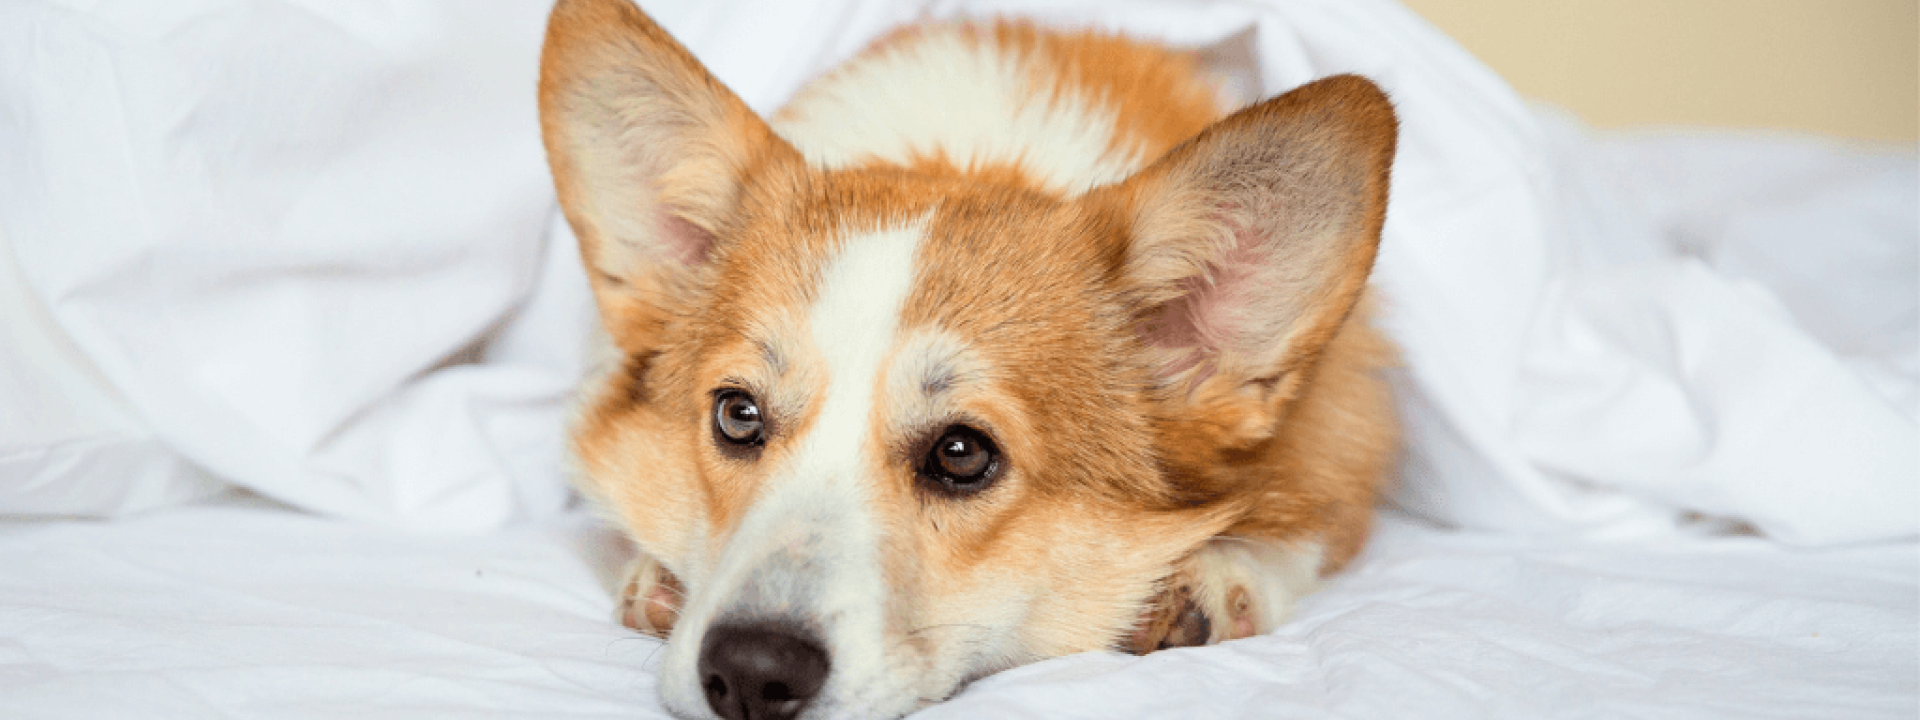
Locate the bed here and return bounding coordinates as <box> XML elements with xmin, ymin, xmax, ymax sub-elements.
<box><xmin>2</xmin><ymin>0</ymin><xmax>1914</xmax><ymax>718</ymax></box>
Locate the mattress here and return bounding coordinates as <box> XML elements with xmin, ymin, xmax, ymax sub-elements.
<box><xmin>1</xmin><ymin>496</ymin><xmax>1911</xmax><ymax>719</ymax></box>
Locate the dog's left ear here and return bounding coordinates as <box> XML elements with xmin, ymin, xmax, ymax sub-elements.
<box><xmin>1091</xmin><ymin>75</ymin><xmax>1397</xmax><ymax>449</ymax></box>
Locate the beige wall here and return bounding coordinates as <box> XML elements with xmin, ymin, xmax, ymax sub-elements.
<box><xmin>1399</xmin><ymin>0</ymin><xmax>1918</xmax><ymax>143</ymax></box>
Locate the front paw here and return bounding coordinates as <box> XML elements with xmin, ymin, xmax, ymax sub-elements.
<box><xmin>1124</xmin><ymin>581</ymin><xmax>1220</xmax><ymax>653</ymax></box>
<box><xmin>1123</xmin><ymin>538</ymin><xmax>1318</xmax><ymax>654</ymax></box>
<box><xmin>615</xmin><ymin>554</ymin><xmax>683</xmax><ymax>638</ymax></box>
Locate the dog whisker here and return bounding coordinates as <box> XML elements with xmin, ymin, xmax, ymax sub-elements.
<box><xmin>904</xmin><ymin>622</ymin><xmax>995</xmax><ymax>639</ymax></box>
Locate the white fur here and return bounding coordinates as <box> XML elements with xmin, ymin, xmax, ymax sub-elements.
<box><xmin>775</xmin><ymin>29</ymin><xmax>1146</xmax><ymax>194</ymax></box>
<box><xmin>1191</xmin><ymin>538</ymin><xmax>1324</xmax><ymax>636</ymax></box>
<box><xmin>791</xmin><ymin>219</ymin><xmax>928</xmax><ymax>715</ymax></box>
<box><xmin>656</xmin><ymin>220</ymin><xmax>932</xmax><ymax>720</ymax></box>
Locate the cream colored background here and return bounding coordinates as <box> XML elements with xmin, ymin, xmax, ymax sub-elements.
<box><xmin>1399</xmin><ymin>0</ymin><xmax>1918</xmax><ymax>143</ymax></box>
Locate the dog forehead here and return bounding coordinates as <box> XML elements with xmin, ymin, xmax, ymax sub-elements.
<box><xmin>910</xmin><ymin>194</ymin><xmax>1115</xmax><ymax>321</ymax></box>
<box><xmin>805</xmin><ymin>218</ymin><xmax>925</xmax><ymax>382</ymax></box>
<box><xmin>725</xmin><ymin>215</ymin><xmax>930</xmax><ymax>470</ymax></box>
<box><xmin>724</xmin><ymin>184</ymin><xmax>1059</xmax><ymax>353</ymax></box>
<box><xmin>708</xmin><ymin>175</ymin><xmax>1124</xmax><ymax>454</ymax></box>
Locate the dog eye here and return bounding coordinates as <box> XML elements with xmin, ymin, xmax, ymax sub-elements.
<box><xmin>921</xmin><ymin>426</ymin><xmax>999</xmax><ymax>494</ymax></box>
<box><xmin>713</xmin><ymin>390</ymin><xmax>765</xmax><ymax>446</ymax></box>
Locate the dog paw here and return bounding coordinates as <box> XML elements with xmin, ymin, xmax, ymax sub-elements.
<box><xmin>615</xmin><ymin>554</ymin><xmax>684</xmax><ymax>638</ymax></box>
<box><xmin>1124</xmin><ymin>581</ymin><xmax>1225</xmax><ymax>653</ymax></box>
<box><xmin>1122</xmin><ymin>538</ymin><xmax>1320</xmax><ymax>654</ymax></box>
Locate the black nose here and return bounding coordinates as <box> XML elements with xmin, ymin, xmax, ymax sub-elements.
<box><xmin>698</xmin><ymin>621</ymin><xmax>830</xmax><ymax>720</ymax></box>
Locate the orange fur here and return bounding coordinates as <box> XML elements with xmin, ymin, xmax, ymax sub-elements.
<box><xmin>541</xmin><ymin>0</ymin><xmax>1398</xmax><ymax>714</ymax></box>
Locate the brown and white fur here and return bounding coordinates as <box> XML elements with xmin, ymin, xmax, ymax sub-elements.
<box><xmin>539</xmin><ymin>1</ymin><xmax>1398</xmax><ymax>718</ymax></box>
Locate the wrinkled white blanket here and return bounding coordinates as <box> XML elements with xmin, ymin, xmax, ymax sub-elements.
<box><xmin>2</xmin><ymin>0</ymin><xmax>1911</xmax><ymax>544</ymax></box>
<box><xmin>0</xmin><ymin>0</ymin><xmax>1915</xmax><ymax>717</ymax></box>
<box><xmin>0</xmin><ymin>498</ymin><xmax>1911</xmax><ymax>719</ymax></box>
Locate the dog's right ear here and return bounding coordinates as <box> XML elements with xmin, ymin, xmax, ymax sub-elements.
<box><xmin>540</xmin><ymin>0</ymin><xmax>802</xmax><ymax>352</ymax></box>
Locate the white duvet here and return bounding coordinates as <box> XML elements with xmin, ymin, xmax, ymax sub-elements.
<box><xmin>0</xmin><ymin>0</ymin><xmax>1914</xmax><ymax>717</ymax></box>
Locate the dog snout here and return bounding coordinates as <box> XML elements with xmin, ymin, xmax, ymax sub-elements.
<box><xmin>698</xmin><ymin>621</ymin><xmax>830</xmax><ymax>720</ymax></box>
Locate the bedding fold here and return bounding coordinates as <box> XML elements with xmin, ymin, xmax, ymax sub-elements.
<box><xmin>0</xmin><ymin>0</ymin><xmax>1912</xmax><ymax>544</ymax></box>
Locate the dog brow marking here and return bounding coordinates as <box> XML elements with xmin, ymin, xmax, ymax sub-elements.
<box><xmin>755</xmin><ymin>337</ymin><xmax>785</xmax><ymax>376</ymax></box>
<box><xmin>920</xmin><ymin>358</ymin><xmax>957</xmax><ymax>397</ymax></box>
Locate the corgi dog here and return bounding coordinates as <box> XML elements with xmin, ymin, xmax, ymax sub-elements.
<box><xmin>539</xmin><ymin>0</ymin><xmax>1397</xmax><ymax>718</ymax></box>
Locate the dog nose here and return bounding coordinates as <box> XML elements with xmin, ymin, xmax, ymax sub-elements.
<box><xmin>698</xmin><ymin>622</ymin><xmax>830</xmax><ymax>720</ymax></box>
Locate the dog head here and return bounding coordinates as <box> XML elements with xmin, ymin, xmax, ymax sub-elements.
<box><xmin>540</xmin><ymin>1</ymin><xmax>1394</xmax><ymax>717</ymax></box>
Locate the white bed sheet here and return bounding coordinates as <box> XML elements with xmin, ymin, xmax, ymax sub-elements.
<box><xmin>1</xmin><ymin>496</ymin><xmax>1912</xmax><ymax>719</ymax></box>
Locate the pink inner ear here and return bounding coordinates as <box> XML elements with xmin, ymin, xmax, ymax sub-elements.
<box><xmin>658</xmin><ymin>211</ymin><xmax>717</xmax><ymax>266</ymax></box>
<box><xmin>1143</xmin><ymin>213</ymin><xmax>1265</xmax><ymax>385</ymax></box>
